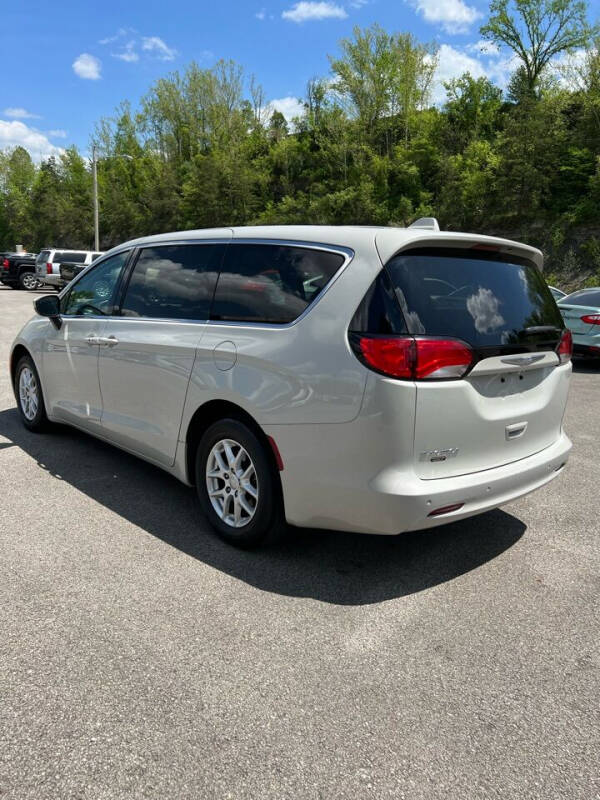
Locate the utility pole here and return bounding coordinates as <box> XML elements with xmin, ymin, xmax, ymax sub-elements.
<box><xmin>92</xmin><ymin>144</ymin><xmax>99</xmax><ymax>251</ymax></box>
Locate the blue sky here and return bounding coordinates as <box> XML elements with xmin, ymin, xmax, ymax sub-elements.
<box><xmin>0</xmin><ymin>0</ymin><xmax>587</xmax><ymax>160</ymax></box>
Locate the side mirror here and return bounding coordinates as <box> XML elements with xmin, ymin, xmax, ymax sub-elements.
<box><xmin>35</xmin><ymin>294</ymin><xmax>62</xmax><ymax>329</ymax></box>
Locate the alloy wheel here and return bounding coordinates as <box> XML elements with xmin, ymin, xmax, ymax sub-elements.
<box><xmin>19</xmin><ymin>367</ymin><xmax>39</xmax><ymax>421</ymax></box>
<box><xmin>205</xmin><ymin>438</ymin><xmax>259</xmax><ymax>528</ymax></box>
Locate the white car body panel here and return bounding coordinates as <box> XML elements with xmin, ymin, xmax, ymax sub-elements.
<box><xmin>11</xmin><ymin>225</ymin><xmax>572</xmax><ymax>536</ymax></box>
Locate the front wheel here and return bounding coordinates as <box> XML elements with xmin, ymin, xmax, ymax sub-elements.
<box><xmin>195</xmin><ymin>419</ymin><xmax>284</xmax><ymax>548</ymax></box>
<box><xmin>15</xmin><ymin>355</ymin><xmax>49</xmax><ymax>431</ymax></box>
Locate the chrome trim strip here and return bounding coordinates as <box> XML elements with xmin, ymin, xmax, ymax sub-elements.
<box><xmin>501</xmin><ymin>354</ymin><xmax>546</xmax><ymax>366</ymax></box>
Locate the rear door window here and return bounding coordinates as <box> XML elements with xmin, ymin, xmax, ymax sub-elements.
<box><xmin>211</xmin><ymin>244</ymin><xmax>345</xmax><ymax>324</ymax></box>
<box><xmin>385</xmin><ymin>248</ymin><xmax>564</xmax><ymax>349</ymax></box>
<box><xmin>56</xmin><ymin>251</ymin><xmax>87</xmax><ymax>263</ymax></box>
<box><xmin>120</xmin><ymin>244</ymin><xmax>224</xmax><ymax>320</ymax></box>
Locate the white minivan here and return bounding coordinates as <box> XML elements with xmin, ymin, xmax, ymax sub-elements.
<box><xmin>11</xmin><ymin>223</ymin><xmax>572</xmax><ymax>547</ymax></box>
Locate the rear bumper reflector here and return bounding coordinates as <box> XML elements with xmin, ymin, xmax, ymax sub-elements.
<box><xmin>427</xmin><ymin>502</ymin><xmax>464</xmax><ymax>517</ymax></box>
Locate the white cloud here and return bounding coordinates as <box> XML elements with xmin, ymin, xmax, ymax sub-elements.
<box><xmin>255</xmin><ymin>8</ymin><xmax>266</xmax><ymax>19</ymax></box>
<box><xmin>47</xmin><ymin>129</ymin><xmax>68</xmax><ymax>139</ymax></box>
<box><xmin>409</xmin><ymin>0</ymin><xmax>482</xmax><ymax>34</ymax></box>
<box><xmin>282</xmin><ymin>2</ymin><xmax>347</xmax><ymax>23</ymax></box>
<box><xmin>430</xmin><ymin>44</ymin><xmax>486</xmax><ymax>103</ymax></box>
<box><xmin>99</xmin><ymin>27</ymin><xmax>130</xmax><ymax>45</ymax></box>
<box><xmin>4</xmin><ymin>107</ymin><xmax>42</xmax><ymax>120</ymax></box>
<box><xmin>0</xmin><ymin>120</ymin><xmax>64</xmax><ymax>161</ymax></box>
<box><xmin>268</xmin><ymin>96</ymin><xmax>306</xmax><ymax>123</ymax></box>
<box><xmin>427</xmin><ymin>43</ymin><xmax>523</xmax><ymax>104</ymax></box>
<box><xmin>72</xmin><ymin>53</ymin><xmax>102</xmax><ymax>80</ymax></box>
<box><xmin>141</xmin><ymin>36</ymin><xmax>177</xmax><ymax>61</ymax></box>
<box><xmin>112</xmin><ymin>40</ymin><xmax>139</xmax><ymax>62</ymax></box>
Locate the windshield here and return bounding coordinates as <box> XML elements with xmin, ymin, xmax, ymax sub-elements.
<box><xmin>385</xmin><ymin>248</ymin><xmax>564</xmax><ymax>349</ymax></box>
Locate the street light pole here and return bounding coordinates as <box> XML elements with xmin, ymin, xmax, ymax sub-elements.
<box><xmin>92</xmin><ymin>144</ymin><xmax>99</xmax><ymax>251</ymax></box>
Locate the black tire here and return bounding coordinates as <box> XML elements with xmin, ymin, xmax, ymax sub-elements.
<box><xmin>18</xmin><ymin>270</ymin><xmax>39</xmax><ymax>291</ymax></box>
<box><xmin>195</xmin><ymin>418</ymin><xmax>284</xmax><ymax>548</ymax></box>
<box><xmin>14</xmin><ymin>355</ymin><xmax>49</xmax><ymax>431</ymax></box>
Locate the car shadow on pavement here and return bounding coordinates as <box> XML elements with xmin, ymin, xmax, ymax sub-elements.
<box><xmin>0</xmin><ymin>407</ymin><xmax>525</xmax><ymax>605</ymax></box>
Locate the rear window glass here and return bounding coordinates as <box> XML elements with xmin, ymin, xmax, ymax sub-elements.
<box><xmin>211</xmin><ymin>244</ymin><xmax>345</xmax><ymax>324</ymax></box>
<box><xmin>385</xmin><ymin>249</ymin><xmax>563</xmax><ymax>347</ymax></box>
<box><xmin>562</xmin><ymin>290</ymin><xmax>600</xmax><ymax>306</ymax></box>
<box><xmin>36</xmin><ymin>250</ymin><xmax>50</xmax><ymax>264</ymax></box>
<box><xmin>56</xmin><ymin>251</ymin><xmax>87</xmax><ymax>263</ymax></box>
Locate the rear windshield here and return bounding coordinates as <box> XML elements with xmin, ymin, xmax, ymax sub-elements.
<box><xmin>561</xmin><ymin>289</ymin><xmax>600</xmax><ymax>306</ymax></box>
<box><xmin>36</xmin><ymin>250</ymin><xmax>50</xmax><ymax>264</ymax></box>
<box><xmin>386</xmin><ymin>248</ymin><xmax>563</xmax><ymax>348</ymax></box>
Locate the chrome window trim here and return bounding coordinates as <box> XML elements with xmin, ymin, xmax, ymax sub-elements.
<box><xmin>59</xmin><ymin>238</ymin><xmax>355</xmax><ymax>328</ymax></box>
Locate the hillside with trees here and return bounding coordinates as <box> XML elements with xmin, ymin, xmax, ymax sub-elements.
<box><xmin>1</xmin><ymin>0</ymin><xmax>599</xmax><ymax>289</ymax></box>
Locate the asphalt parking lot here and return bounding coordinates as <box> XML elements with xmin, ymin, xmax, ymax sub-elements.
<box><xmin>0</xmin><ymin>286</ymin><xmax>599</xmax><ymax>800</ymax></box>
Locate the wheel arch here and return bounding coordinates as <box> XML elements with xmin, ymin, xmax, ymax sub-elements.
<box><xmin>10</xmin><ymin>344</ymin><xmax>31</xmax><ymax>385</ymax></box>
<box><xmin>184</xmin><ymin>400</ymin><xmax>284</xmax><ymax>499</ymax></box>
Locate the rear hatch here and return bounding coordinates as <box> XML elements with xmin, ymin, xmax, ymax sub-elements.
<box><xmin>384</xmin><ymin>246</ymin><xmax>570</xmax><ymax>479</ymax></box>
<box><xmin>35</xmin><ymin>250</ymin><xmax>51</xmax><ymax>276</ymax></box>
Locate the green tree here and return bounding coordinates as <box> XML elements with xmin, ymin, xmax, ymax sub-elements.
<box><xmin>481</xmin><ymin>0</ymin><xmax>595</xmax><ymax>96</ymax></box>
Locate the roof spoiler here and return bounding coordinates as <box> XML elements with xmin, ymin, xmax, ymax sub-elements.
<box><xmin>408</xmin><ymin>217</ymin><xmax>440</xmax><ymax>232</ymax></box>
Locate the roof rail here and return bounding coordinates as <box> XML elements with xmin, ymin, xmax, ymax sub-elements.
<box><xmin>408</xmin><ymin>217</ymin><xmax>440</xmax><ymax>232</ymax></box>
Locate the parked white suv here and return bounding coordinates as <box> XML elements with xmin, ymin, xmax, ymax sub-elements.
<box><xmin>11</xmin><ymin>223</ymin><xmax>572</xmax><ymax>547</ymax></box>
<box><xmin>35</xmin><ymin>248</ymin><xmax>104</xmax><ymax>288</ymax></box>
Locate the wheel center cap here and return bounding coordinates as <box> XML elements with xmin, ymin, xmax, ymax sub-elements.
<box><xmin>229</xmin><ymin>474</ymin><xmax>240</xmax><ymax>490</ymax></box>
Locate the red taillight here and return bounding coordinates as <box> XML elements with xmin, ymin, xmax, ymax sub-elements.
<box><xmin>351</xmin><ymin>335</ymin><xmax>473</xmax><ymax>380</ymax></box>
<box><xmin>413</xmin><ymin>339</ymin><xmax>474</xmax><ymax>379</ymax></box>
<box><xmin>355</xmin><ymin>336</ymin><xmax>414</xmax><ymax>379</ymax></box>
<box><xmin>557</xmin><ymin>329</ymin><xmax>573</xmax><ymax>364</ymax></box>
<box><xmin>46</xmin><ymin>262</ymin><xmax>52</xmax><ymax>274</ymax></box>
<box><xmin>2</xmin><ymin>258</ymin><xmax>9</xmax><ymax>269</ymax></box>
<box><xmin>581</xmin><ymin>314</ymin><xmax>600</xmax><ymax>325</ymax></box>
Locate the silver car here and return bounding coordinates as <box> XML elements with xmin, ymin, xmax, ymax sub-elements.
<box><xmin>557</xmin><ymin>288</ymin><xmax>600</xmax><ymax>359</ymax></box>
<box><xmin>10</xmin><ymin>224</ymin><xmax>573</xmax><ymax>547</ymax></box>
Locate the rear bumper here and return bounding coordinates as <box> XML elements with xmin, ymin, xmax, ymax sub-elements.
<box><xmin>377</xmin><ymin>432</ymin><xmax>572</xmax><ymax>533</ymax></box>
<box><xmin>39</xmin><ymin>273</ymin><xmax>62</xmax><ymax>287</ymax></box>
<box><xmin>277</xmin><ymin>430</ymin><xmax>572</xmax><ymax>535</ymax></box>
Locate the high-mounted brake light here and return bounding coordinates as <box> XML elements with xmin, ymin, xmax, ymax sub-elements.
<box><xmin>350</xmin><ymin>335</ymin><xmax>473</xmax><ymax>380</ymax></box>
<box><xmin>581</xmin><ymin>314</ymin><xmax>600</xmax><ymax>325</ymax></box>
<box><xmin>557</xmin><ymin>329</ymin><xmax>573</xmax><ymax>364</ymax></box>
<box><xmin>470</xmin><ymin>244</ymin><xmax>501</xmax><ymax>252</ymax></box>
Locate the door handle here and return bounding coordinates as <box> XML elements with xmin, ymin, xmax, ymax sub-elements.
<box><xmin>98</xmin><ymin>336</ymin><xmax>119</xmax><ymax>347</ymax></box>
<box><xmin>85</xmin><ymin>335</ymin><xmax>119</xmax><ymax>347</ymax></box>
